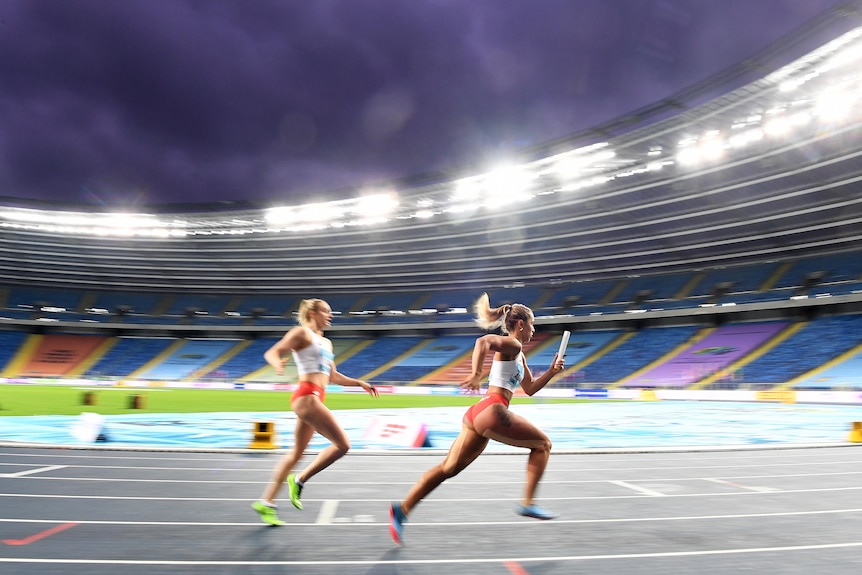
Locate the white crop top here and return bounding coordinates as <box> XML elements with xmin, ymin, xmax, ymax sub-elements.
<box><xmin>487</xmin><ymin>352</ymin><xmax>525</xmax><ymax>392</ymax></box>
<box><xmin>291</xmin><ymin>332</ymin><xmax>334</xmax><ymax>376</ymax></box>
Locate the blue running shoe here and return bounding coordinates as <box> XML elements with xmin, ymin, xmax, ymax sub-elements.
<box><xmin>516</xmin><ymin>504</ymin><xmax>557</xmax><ymax>520</ymax></box>
<box><xmin>389</xmin><ymin>503</ymin><xmax>406</xmax><ymax>545</ymax></box>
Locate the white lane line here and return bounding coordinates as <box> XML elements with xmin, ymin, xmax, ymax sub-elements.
<box><xmin>4</xmin><ymin>466</ymin><xmax>66</xmax><ymax>478</ymax></box>
<box><xmin>54</xmin><ymin>462</ymin><xmax>862</xmax><ymax>472</ymax></box>
<box><xmin>5</xmin><ymin>466</ymin><xmax>862</xmax><ymax>483</ymax></box>
<box><xmin>2</xmin><ymin>484</ymin><xmax>862</xmax><ymax>501</ymax></box>
<box><xmin>4</xmin><ymin>471</ymin><xmax>862</xmax><ymax>486</ymax></box>
<box><xmin>608</xmin><ymin>480</ymin><xmax>666</xmax><ymax>496</ymax></box>
<box><xmin>2</xmin><ymin>450</ymin><xmax>857</xmax><ymax>463</ymax></box>
<box><xmin>704</xmin><ymin>478</ymin><xmax>779</xmax><ymax>492</ymax></box>
<box><xmin>8</xmin><ymin>463</ymin><xmax>862</xmax><ymax>476</ymax></box>
<box><xmin>316</xmin><ymin>500</ymin><xmax>339</xmax><ymax>524</ymax></box>
<box><xmin>1</xmin><ymin>506</ymin><xmax>861</xmax><ymax>526</ymax></box>
<box><xmin>1</xmin><ymin>541</ymin><xmax>862</xmax><ymax>566</ymax></box>
<box><xmin>3</xmin><ymin>458</ymin><xmax>862</xmax><ymax>472</ymax></box>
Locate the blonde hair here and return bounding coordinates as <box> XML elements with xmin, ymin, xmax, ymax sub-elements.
<box><xmin>297</xmin><ymin>298</ymin><xmax>328</xmax><ymax>327</ymax></box>
<box><xmin>473</xmin><ymin>292</ymin><xmax>533</xmax><ymax>333</ymax></box>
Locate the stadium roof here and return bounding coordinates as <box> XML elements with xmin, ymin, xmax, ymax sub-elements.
<box><xmin>2</xmin><ymin>7</ymin><xmax>862</xmax><ymax>294</ymax></box>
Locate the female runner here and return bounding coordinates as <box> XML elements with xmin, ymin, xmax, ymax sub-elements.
<box><xmin>389</xmin><ymin>293</ymin><xmax>565</xmax><ymax>543</ymax></box>
<box><xmin>252</xmin><ymin>298</ymin><xmax>378</xmax><ymax>525</ymax></box>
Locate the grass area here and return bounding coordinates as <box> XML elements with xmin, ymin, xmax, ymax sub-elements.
<box><xmin>0</xmin><ymin>384</ymin><xmax>594</xmax><ymax>416</ymax></box>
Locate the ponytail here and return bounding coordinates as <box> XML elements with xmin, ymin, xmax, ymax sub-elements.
<box><xmin>474</xmin><ymin>293</ymin><xmax>530</xmax><ymax>333</ymax></box>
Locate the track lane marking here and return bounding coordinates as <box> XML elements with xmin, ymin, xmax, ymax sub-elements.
<box><xmin>704</xmin><ymin>478</ymin><xmax>779</xmax><ymax>492</ymax></box>
<box><xmin>2</xmin><ymin>484</ymin><xmax>862</xmax><ymax>501</ymax></box>
<box><xmin>608</xmin><ymin>480</ymin><xmax>666</xmax><ymax>496</ymax></box>
<box><xmin>3</xmin><ymin>465</ymin><xmax>66</xmax><ymax>478</ymax></box>
<box><xmin>2</xmin><ymin>522</ymin><xmax>78</xmax><ymax>546</ymax></box>
<box><xmin>1</xmin><ymin>540</ymin><xmax>862</xmax><ymax>565</ymax></box>
<box><xmin>316</xmin><ymin>500</ymin><xmax>339</xmax><ymax>524</ymax></box>
<box><xmin>4</xmin><ymin>459</ymin><xmax>862</xmax><ymax>473</ymax></box>
<box><xmin>2</xmin><ymin>450</ymin><xmax>858</xmax><ymax>463</ymax></box>
<box><xmin>505</xmin><ymin>560</ymin><xmax>531</xmax><ymax>574</ymax></box>
<box><xmin>4</xmin><ymin>506</ymin><xmax>858</xmax><ymax>527</ymax></box>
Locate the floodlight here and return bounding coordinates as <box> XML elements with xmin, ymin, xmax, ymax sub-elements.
<box><xmin>763</xmin><ymin>118</ymin><xmax>792</xmax><ymax>137</ymax></box>
<box><xmin>355</xmin><ymin>192</ymin><xmax>398</xmax><ymax>217</ymax></box>
<box><xmin>700</xmin><ymin>139</ymin><xmax>726</xmax><ymax>161</ymax></box>
<box><xmin>676</xmin><ymin>147</ymin><xmax>701</xmax><ymax>166</ymax></box>
<box><xmin>452</xmin><ymin>176</ymin><xmax>484</xmax><ymax>200</ymax></box>
<box><xmin>729</xmin><ymin>128</ymin><xmax>763</xmax><ymax>148</ymax></box>
<box><xmin>295</xmin><ymin>201</ymin><xmax>342</xmax><ymax>223</ymax></box>
<box><xmin>264</xmin><ymin>206</ymin><xmax>294</xmax><ymax>224</ymax></box>
<box><xmin>815</xmin><ymin>91</ymin><xmax>855</xmax><ymax>122</ymax></box>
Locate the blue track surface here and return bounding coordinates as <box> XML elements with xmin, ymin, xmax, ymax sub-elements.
<box><xmin>2</xmin><ymin>401</ymin><xmax>862</xmax><ymax>450</ymax></box>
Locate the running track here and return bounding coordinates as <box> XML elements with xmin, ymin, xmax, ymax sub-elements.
<box><xmin>2</xmin><ymin>445</ymin><xmax>862</xmax><ymax>574</ymax></box>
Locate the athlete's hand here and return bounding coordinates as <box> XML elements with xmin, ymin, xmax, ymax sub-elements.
<box><xmin>459</xmin><ymin>374</ymin><xmax>483</xmax><ymax>395</ymax></box>
<box><xmin>360</xmin><ymin>381</ymin><xmax>379</xmax><ymax>398</ymax></box>
<box><xmin>549</xmin><ymin>352</ymin><xmax>565</xmax><ymax>372</ymax></box>
<box><xmin>274</xmin><ymin>356</ymin><xmax>289</xmax><ymax>376</ymax></box>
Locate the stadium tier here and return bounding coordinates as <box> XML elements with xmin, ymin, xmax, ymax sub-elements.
<box><xmin>1</xmin><ymin>316</ymin><xmax>861</xmax><ymax>389</ymax></box>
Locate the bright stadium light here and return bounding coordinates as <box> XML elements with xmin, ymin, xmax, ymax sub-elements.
<box><xmin>825</xmin><ymin>34</ymin><xmax>862</xmax><ymax>70</ymax></box>
<box><xmin>296</xmin><ymin>201</ymin><xmax>343</xmax><ymax>223</ymax></box>
<box><xmin>815</xmin><ymin>90</ymin><xmax>856</xmax><ymax>122</ymax></box>
<box><xmin>264</xmin><ymin>206</ymin><xmax>295</xmax><ymax>224</ymax></box>
<box><xmin>676</xmin><ymin>147</ymin><xmax>701</xmax><ymax>166</ymax></box>
<box><xmin>548</xmin><ymin>148</ymin><xmax>615</xmax><ymax>181</ymax></box>
<box><xmin>484</xmin><ymin>165</ymin><xmax>535</xmax><ymax>204</ymax></box>
<box><xmin>354</xmin><ymin>192</ymin><xmax>399</xmax><ymax>218</ymax></box>
<box><xmin>451</xmin><ymin>176</ymin><xmax>484</xmax><ymax>200</ymax></box>
<box><xmin>551</xmin><ymin>156</ymin><xmax>587</xmax><ymax>179</ymax></box>
<box><xmin>0</xmin><ymin>206</ymin><xmax>187</xmax><ymax>238</ymax></box>
<box><xmin>701</xmin><ymin>140</ymin><xmax>726</xmax><ymax>161</ymax></box>
<box><xmin>265</xmin><ymin>192</ymin><xmax>400</xmax><ymax>230</ymax></box>
<box><xmin>763</xmin><ymin>117</ymin><xmax>793</xmax><ymax>137</ymax></box>
<box><xmin>729</xmin><ymin>128</ymin><xmax>764</xmax><ymax>148</ymax></box>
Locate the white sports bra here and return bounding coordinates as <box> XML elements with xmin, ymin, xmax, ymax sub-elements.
<box><xmin>487</xmin><ymin>352</ymin><xmax>525</xmax><ymax>392</ymax></box>
<box><xmin>291</xmin><ymin>332</ymin><xmax>334</xmax><ymax>376</ymax></box>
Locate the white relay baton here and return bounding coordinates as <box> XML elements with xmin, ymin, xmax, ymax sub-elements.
<box><xmin>557</xmin><ymin>330</ymin><xmax>571</xmax><ymax>358</ymax></box>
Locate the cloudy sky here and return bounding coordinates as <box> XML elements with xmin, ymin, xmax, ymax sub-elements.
<box><xmin>0</xmin><ymin>0</ymin><xmax>845</xmax><ymax>208</ymax></box>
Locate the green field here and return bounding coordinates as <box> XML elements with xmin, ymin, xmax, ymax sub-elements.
<box><xmin>0</xmin><ymin>385</ymin><xmax>594</xmax><ymax>416</ymax></box>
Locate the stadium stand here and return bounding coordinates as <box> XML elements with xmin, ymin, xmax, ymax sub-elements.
<box><xmin>84</xmin><ymin>337</ymin><xmax>177</xmax><ymax>378</ymax></box>
<box><xmin>131</xmin><ymin>340</ymin><xmax>239</xmax><ymax>380</ymax></box>
<box><xmin>558</xmin><ymin>326</ymin><xmax>700</xmax><ymax>387</ymax></box>
<box><xmin>373</xmin><ymin>336</ymin><xmax>477</xmax><ymax>383</ymax></box>
<box><xmin>741</xmin><ymin>315</ymin><xmax>862</xmax><ymax>386</ymax></box>
<box><xmin>0</xmin><ymin>331</ymin><xmax>29</xmax><ymax>374</ymax></box>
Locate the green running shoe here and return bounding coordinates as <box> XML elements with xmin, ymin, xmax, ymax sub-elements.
<box><xmin>251</xmin><ymin>500</ymin><xmax>286</xmax><ymax>526</ymax></box>
<box><xmin>287</xmin><ymin>474</ymin><xmax>303</xmax><ymax>510</ymax></box>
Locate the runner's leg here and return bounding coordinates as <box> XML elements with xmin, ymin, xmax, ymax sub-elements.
<box><xmin>474</xmin><ymin>404</ymin><xmax>552</xmax><ymax>506</ymax></box>
<box><xmin>401</xmin><ymin>424</ymin><xmax>488</xmax><ymax>515</ymax></box>
<box><xmin>291</xmin><ymin>396</ymin><xmax>351</xmax><ymax>483</ymax></box>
